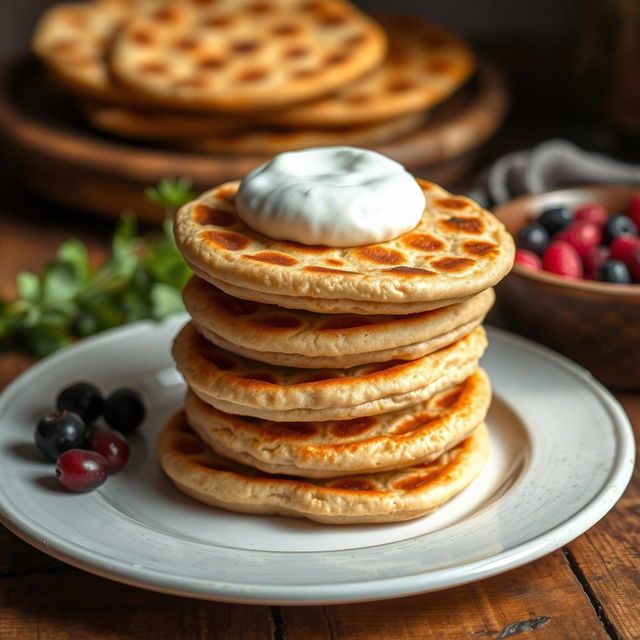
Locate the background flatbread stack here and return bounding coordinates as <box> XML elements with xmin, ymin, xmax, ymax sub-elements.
<box><xmin>32</xmin><ymin>0</ymin><xmax>475</xmax><ymax>155</ymax></box>
<box><xmin>159</xmin><ymin>175</ymin><xmax>515</xmax><ymax>524</ymax></box>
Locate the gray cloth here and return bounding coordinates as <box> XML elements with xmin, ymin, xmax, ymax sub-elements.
<box><xmin>470</xmin><ymin>139</ymin><xmax>640</xmax><ymax>207</ymax></box>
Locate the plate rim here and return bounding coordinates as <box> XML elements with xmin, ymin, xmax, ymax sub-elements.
<box><xmin>0</xmin><ymin>318</ymin><xmax>634</xmax><ymax>605</ymax></box>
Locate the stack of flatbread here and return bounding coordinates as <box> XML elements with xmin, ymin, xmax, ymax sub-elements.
<box><xmin>32</xmin><ymin>0</ymin><xmax>475</xmax><ymax>154</ymax></box>
<box><xmin>157</xmin><ymin>175</ymin><xmax>515</xmax><ymax>524</ymax></box>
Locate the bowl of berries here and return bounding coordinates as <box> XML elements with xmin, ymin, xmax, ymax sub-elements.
<box><xmin>493</xmin><ymin>184</ymin><xmax>640</xmax><ymax>389</ymax></box>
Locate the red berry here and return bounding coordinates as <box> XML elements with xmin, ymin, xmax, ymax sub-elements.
<box><xmin>628</xmin><ymin>194</ymin><xmax>640</xmax><ymax>230</ymax></box>
<box><xmin>514</xmin><ymin>249</ymin><xmax>542</xmax><ymax>270</ymax></box>
<box><xmin>610</xmin><ymin>234</ymin><xmax>640</xmax><ymax>266</ymax></box>
<box><xmin>543</xmin><ymin>241</ymin><xmax>583</xmax><ymax>278</ymax></box>
<box><xmin>88</xmin><ymin>428</ymin><xmax>130</xmax><ymax>473</ymax></box>
<box><xmin>556</xmin><ymin>221</ymin><xmax>601</xmax><ymax>258</ymax></box>
<box><xmin>629</xmin><ymin>251</ymin><xmax>640</xmax><ymax>282</ymax></box>
<box><xmin>583</xmin><ymin>245</ymin><xmax>609</xmax><ymax>279</ymax></box>
<box><xmin>574</xmin><ymin>203</ymin><xmax>608</xmax><ymax>228</ymax></box>
<box><xmin>56</xmin><ymin>450</ymin><xmax>108</xmax><ymax>492</ymax></box>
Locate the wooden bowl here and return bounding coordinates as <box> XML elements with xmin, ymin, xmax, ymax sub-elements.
<box><xmin>0</xmin><ymin>57</ymin><xmax>508</xmax><ymax>222</ymax></box>
<box><xmin>494</xmin><ymin>185</ymin><xmax>640</xmax><ymax>390</ymax></box>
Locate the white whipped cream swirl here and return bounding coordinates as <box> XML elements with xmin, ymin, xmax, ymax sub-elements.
<box><xmin>235</xmin><ymin>147</ymin><xmax>425</xmax><ymax>247</ymax></box>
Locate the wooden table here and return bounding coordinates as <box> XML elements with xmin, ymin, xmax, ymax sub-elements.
<box><xmin>0</xmin><ymin>183</ymin><xmax>638</xmax><ymax>640</ymax></box>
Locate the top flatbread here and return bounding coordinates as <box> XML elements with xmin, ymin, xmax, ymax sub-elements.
<box><xmin>258</xmin><ymin>15</ymin><xmax>474</xmax><ymax>126</ymax></box>
<box><xmin>109</xmin><ymin>0</ymin><xmax>388</xmax><ymax>112</ymax></box>
<box><xmin>174</xmin><ymin>179</ymin><xmax>515</xmax><ymax>309</ymax></box>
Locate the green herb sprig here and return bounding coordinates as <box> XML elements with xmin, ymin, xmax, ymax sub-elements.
<box><xmin>0</xmin><ymin>177</ymin><xmax>195</xmax><ymax>357</ymax></box>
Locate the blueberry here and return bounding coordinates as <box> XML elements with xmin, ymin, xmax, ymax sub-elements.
<box><xmin>603</xmin><ymin>214</ymin><xmax>638</xmax><ymax>245</ymax></box>
<box><xmin>597</xmin><ymin>260</ymin><xmax>632</xmax><ymax>284</ymax></box>
<box><xmin>103</xmin><ymin>388</ymin><xmax>146</xmax><ymax>435</ymax></box>
<box><xmin>56</xmin><ymin>382</ymin><xmax>103</xmax><ymax>424</ymax></box>
<box><xmin>35</xmin><ymin>411</ymin><xmax>87</xmax><ymax>461</ymax></box>
<box><xmin>538</xmin><ymin>206</ymin><xmax>573</xmax><ymax>234</ymax></box>
<box><xmin>516</xmin><ymin>223</ymin><xmax>550</xmax><ymax>255</ymax></box>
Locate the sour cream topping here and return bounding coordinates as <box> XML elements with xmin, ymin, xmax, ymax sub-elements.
<box><xmin>235</xmin><ymin>147</ymin><xmax>425</xmax><ymax>247</ymax></box>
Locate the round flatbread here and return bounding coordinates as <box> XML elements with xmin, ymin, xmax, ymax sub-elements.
<box><xmin>157</xmin><ymin>412</ymin><xmax>490</xmax><ymax>524</ymax></box>
<box><xmin>172</xmin><ymin>322</ymin><xmax>487</xmax><ymax>421</ymax></box>
<box><xmin>32</xmin><ymin>0</ymin><xmax>141</xmax><ymax>102</ymax></box>
<box><xmin>174</xmin><ymin>113</ymin><xmax>424</xmax><ymax>154</ymax></box>
<box><xmin>258</xmin><ymin>15</ymin><xmax>474</xmax><ymax>127</ymax></box>
<box><xmin>109</xmin><ymin>0</ymin><xmax>387</xmax><ymax>112</ymax></box>
<box><xmin>184</xmin><ymin>276</ymin><xmax>494</xmax><ymax>368</ymax></box>
<box><xmin>185</xmin><ymin>367</ymin><xmax>490</xmax><ymax>477</ymax></box>
<box><xmin>174</xmin><ymin>179</ymin><xmax>515</xmax><ymax>311</ymax></box>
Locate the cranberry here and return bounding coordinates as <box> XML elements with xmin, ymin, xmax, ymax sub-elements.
<box><xmin>514</xmin><ymin>249</ymin><xmax>542</xmax><ymax>270</ymax></box>
<box><xmin>542</xmin><ymin>241</ymin><xmax>583</xmax><ymax>278</ymax></box>
<box><xmin>88</xmin><ymin>428</ymin><xmax>130</xmax><ymax>473</ymax></box>
<box><xmin>583</xmin><ymin>245</ymin><xmax>609</xmax><ymax>280</ymax></box>
<box><xmin>610</xmin><ymin>235</ymin><xmax>640</xmax><ymax>267</ymax></box>
<box><xmin>628</xmin><ymin>194</ymin><xmax>640</xmax><ymax>230</ymax></box>
<box><xmin>574</xmin><ymin>203</ymin><xmax>608</xmax><ymax>228</ymax></box>
<box><xmin>556</xmin><ymin>221</ymin><xmax>601</xmax><ymax>258</ymax></box>
<box><xmin>56</xmin><ymin>450</ymin><xmax>108</xmax><ymax>492</ymax></box>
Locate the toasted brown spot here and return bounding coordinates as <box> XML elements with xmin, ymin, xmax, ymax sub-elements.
<box><xmin>385</xmin><ymin>266</ymin><xmax>436</xmax><ymax>276</ymax></box>
<box><xmin>304</xmin><ymin>266</ymin><xmax>357</xmax><ymax>274</ymax></box>
<box><xmin>204</xmin><ymin>15</ymin><xmax>235</xmax><ymax>28</ymax></box>
<box><xmin>344</xmin><ymin>32</ymin><xmax>367</xmax><ymax>47</ymax></box>
<box><xmin>347</xmin><ymin>93</ymin><xmax>371</xmax><ymax>105</ymax></box>
<box><xmin>272</xmin><ymin>23</ymin><xmax>300</xmax><ymax>36</ymax></box>
<box><xmin>431</xmin><ymin>256</ymin><xmax>475</xmax><ymax>272</ymax></box>
<box><xmin>139</xmin><ymin>61</ymin><xmax>168</xmax><ymax>74</ymax></box>
<box><xmin>245</xmin><ymin>251</ymin><xmax>298</xmax><ymax>266</ymax></box>
<box><xmin>216</xmin><ymin>294</ymin><xmax>260</xmax><ymax>316</ymax></box>
<box><xmin>152</xmin><ymin>7</ymin><xmax>179</xmax><ymax>23</ymax></box>
<box><xmin>425</xmin><ymin>59</ymin><xmax>452</xmax><ymax>74</ymax></box>
<box><xmin>193</xmin><ymin>203</ymin><xmax>235</xmax><ymax>227</ymax></box>
<box><xmin>239</xmin><ymin>372</ymin><xmax>279</xmax><ymax>384</ymax></box>
<box><xmin>291</xmin><ymin>68</ymin><xmax>320</xmax><ymax>80</ymax></box>
<box><xmin>416</xmin><ymin>178</ymin><xmax>433</xmax><ymax>190</ymax></box>
<box><xmin>463</xmin><ymin>241</ymin><xmax>499</xmax><ymax>256</ymax></box>
<box><xmin>284</xmin><ymin>46</ymin><xmax>309</xmax><ymax>59</ymax></box>
<box><xmin>204</xmin><ymin>352</ymin><xmax>237</xmax><ymax>370</ymax></box>
<box><xmin>174</xmin><ymin>37</ymin><xmax>198</xmax><ymax>51</ymax></box>
<box><xmin>64</xmin><ymin>10</ymin><xmax>87</xmax><ymax>28</ymax></box>
<box><xmin>325</xmin><ymin>52</ymin><xmax>349</xmax><ymax>66</ymax></box>
<box><xmin>201</xmin><ymin>230</ymin><xmax>249</xmax><ymax>251</ymax></box>
<box><xmin>295</xmin><ymin>371</ymin><xmax>340</xmax><ymax>383</ymax></box>
<box><xmin>258</xmin><ymin>421</ymin><xmax>316</xmax><ymax>439</ymax></box>
<box><xmin>252</xmin><ymin>314</ymin><xmax>303</xmax><ymax>330</ymax></box>
<box><xmin>388</xmin><ymin>79</ymin><xmax>415</xmax><ymax>93</ymax></box>
<box><xmin>246</xmin><ymin>1</ymin><xmax>273</xmax><ymax>14</ymax></box>
<box><xmin>394</xmin><ymin>473</ymin><xmax>437</xmax><ymax>491</ymax></box>
<box><xmin>440</xmin><ymin>216</ymin><xmax>484</xmax><ymax>234</ymax></box>
<box><xmin>436</xmin><ymin>197</ymin><xmax>470</xmax><ymax>211</ymax></box>
<box><xmin>318</xmin><ymin>316</ymin><xmax>374</xmax><ymax>330</ymax></box>
<box><xmin>237</xmin><ymin>69</ymin><xmax>269</xmax><ymax>83</ymax></box>
<box><xmin>175</xmin><ymin>75</ymin><xmax>209</xmax><ymax>89</ymax></box>
<box><xmin>325</xmin><ymin>258</ymin><xmax>344</xmax><ymax>266</ymax></box>
<box><xmin>331</xmin><ymin>417</ymin><xmax>376</xmax><ymax>438</ymax></box>
<box><xmin>297</xmin><ymin>0</ymin><xmax>323</xmax><ymax>11</ymax></box>
<box><xmin>198</xmin><ymin>55</ymin><xmax>226</xmax><ymax>70</ymax></box>
<box><xmin>280</xmin><ymin>241</ymin><xmax>330</xmax><ymax>253</ymax></box>
<box><xmin>403</xmin><ymin>233</ymin><xmax>445</xmax><ymax>252</ymax></box>
<box><xmin>318</xmin><ymin>12</ymin><xmax>347</xmax><ymax>26</ymax></box>
<box><xmin>191</xmin><ymin>0</ymin><xmax>219</xmax><ymax>6</ymax></box>
<box><xmin>393</xmin><ymin>414</ymin><xmax>438</xmax><ymax>435</ymax></box>
<box><xmin>436</xmin><ymin>387</ymin><xmax>463</xmax><ymax>409</ymax></box>
<box><xmin>329</xmin><ymin>478</ymin><xmax>377</xmax><ymax>491</ymax></box>
<box><xmin>195</xmin><ymin>460</ymin><xmax>235</xmax><ymax>473</ymax></box>
<box><xmin>355</xmin><ymin>246</ymin><xmax>404</xmax><ymax>265</ymax></box>
<box><xmin>174</xmin><ymin>438</ymin><xmax>206</xmax><ymax>455</ymax></box>
<box><xmin>232</xmin><ymin>40</ymin><xmax>260</xmax><ymax>54</ymax></box>
<box><xmin>130</xmin><ymin>29</ymin><xmax>154</xmax><ymax>46</ymax></box>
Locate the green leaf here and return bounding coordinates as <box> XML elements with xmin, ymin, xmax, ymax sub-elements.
<box><xmin>145</xmin><ymin>177</ymin><xmax>195</xmax><ymax>211</ymax></box>
<box><xmin>41</xmin><ymin>262</ymin><xmax>83</xmax><ymax>305</ymax></box>
<box><xmin>16</xmin><ymin>272</ymin><xmax>40</xmax><ymax>303</ymax></box>
<box><xmin>58</xmin><ymin>239</ymin><xmax>91</xmax><ymax>282</ymax></box>
<box><xmin>150</xmin><ymin>283</ymin><xmax>185</xmax><ymax>319</ymax></box>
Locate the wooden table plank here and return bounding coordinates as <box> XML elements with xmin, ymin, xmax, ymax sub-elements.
<box><xmin>279</xmin><ymin>552</ymin><xmax>609</xmax><ymax>640</ymax></box>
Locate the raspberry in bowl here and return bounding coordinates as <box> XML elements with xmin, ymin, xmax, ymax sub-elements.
<box><xmin>493</xmin><ymin>185</ymin><xmax>640</xmax><ymax>389</ymax></box>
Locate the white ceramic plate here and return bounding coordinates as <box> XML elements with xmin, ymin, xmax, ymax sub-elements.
<box><xmin>0</xmin><ymin>317</ymin><xmax>634</xmax><ymax>605</ymax></box>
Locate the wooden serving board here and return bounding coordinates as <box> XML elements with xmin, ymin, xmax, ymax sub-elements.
<box><xmin>0</xmin><ymin>57</ymin><xmax>508</xmax><ymax>222</ymax></box>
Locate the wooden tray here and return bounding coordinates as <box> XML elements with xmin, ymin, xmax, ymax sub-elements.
<box><xmin>0</xmin><ymin>57</ymin><xmax>508</xmax><ymax>222</ymax></box>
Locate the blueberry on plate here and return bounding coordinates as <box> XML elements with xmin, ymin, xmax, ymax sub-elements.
<box><xmin>35</xmin><ymin>411</ymin><xmax>86</xmax><ymax>461</ymax></box>
<box><xmin>56</xmin><ymin>382</ymin><xmax>104</xmax><ymax>425</ymax></box>
<box><xmin>597</xmin><ymin>260</ymin><xmax>632</xmax><ymax>284</ymax></box>
<box><xmin>103</xmin><ymin>388</ymin><xmax>146</xmax><ymax>435</ymax></box>
<box><xmin>603</xmin><ymin>214</ymin><xmax>638</xmax><ymax>245</ymax></box>
<box><xmin>516</xmin><ymin>223</ymin><xmax>550</xmax><ymax>255</ymax></box>
<box><xmin>538</xmin><ymin>206</ymin><xmax>573</xmax><ymax>234</ymax></box>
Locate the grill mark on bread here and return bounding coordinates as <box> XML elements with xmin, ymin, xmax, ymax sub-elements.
<box><xmin>304</xmin><ymin>266</ymin><xmax>357</xmax><ymax>274</ymax></box>
<box><xmin>431</xmin><ymin>256</ymin><xmax>475</xmax><ymax>272</ymax></box>
<box><xmin>201</xmin><ymin>230</ymin><xmax>249</xmax><ymax>251</ymax></box>
<box><xmin>463</xmin><ymin>241</ymin><xmax>499</xmax><ymax>256</ymax></box>
<box><xmin>251</xmin><ymin>314</ymin><xmax>303</xmax><ymax>330</ymax></box>
<box><xmin>440</xmin><ymin>216</ymin><xmax>484</xmax><ymax>234</ymax></box>
<box><xmin>385</xmin><ymin>266</ymin><xmax>436</xmax><ymax>276</ymax></box>
<box><xmin>403</xmin><ymin>233</ymin><xmax>445</xmax><ymax>252</ymax></box>
<box><xmin>244</xmin><ymin>251</ymin><xmax>298</xmax><ymax>266</ymax></box>
<box><xmin>436</xmin><ymin>197</ymin><xmax>470</xmax><ymax>211</ymax></box>
<box><xmin>317</xmin><ymin>316</ymin><xmax>374</xmax><ymax>330</ymax></box>
<box><xmin>327</xmin><ymin>478</ymin><xmax>378</xmax><ymax>491</ymax></box>
<box><xmin>392</xmin><ymin>413</ymin><xmax>438</xmax><ymax>435</ymax></box>
<box><xmin>193</xmin><ymin>203</ymin><xmax>235</xmax><ymax>226</ymax></box>
<box><xmin>354</xmin><ymin>246</ymin><xmax>404</xmax><ymax>265</ymax></box>
<box><xmin>331</xmin><ymin>417</ymin><xmax>376</xmax><ymax>438</ymax></box>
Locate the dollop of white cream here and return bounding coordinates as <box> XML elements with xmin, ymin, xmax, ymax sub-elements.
<box><xmin>235</xmin><ymin>147</ymin><xmax>425</xmax><ymax>247</ymax></box>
